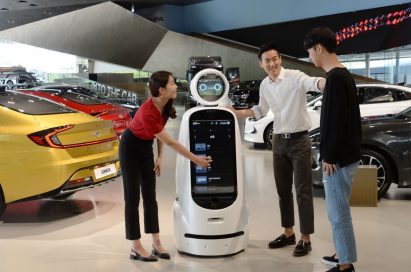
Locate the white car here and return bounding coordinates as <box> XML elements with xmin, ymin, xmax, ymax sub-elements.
<box><xmin>244</xmin><ymin>83</ymin><xmax>411</xmax><ymax>148</ymax></box>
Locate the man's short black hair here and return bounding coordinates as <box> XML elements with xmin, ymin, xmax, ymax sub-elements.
<box><xmin>303</xmin><ymin>27</ymin><xmax>337</xmax><ymax>53</ymax></box>
<box><xmin>258</xmin><ymin>42</ymin><xmax>281</xmax><ymax>60</ymax></box>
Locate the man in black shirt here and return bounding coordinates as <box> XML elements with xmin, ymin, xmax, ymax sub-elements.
<box><xmin>303</xmin><ymin>27</ymin><xmax>362</xmax><ymax>272</ymax></box>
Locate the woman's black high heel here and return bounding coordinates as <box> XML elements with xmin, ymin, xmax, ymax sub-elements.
<box><xmin>130</xmin><ymin>249</ymin><xmax>158</xmax><ymax>262</ymax></box>
<box><xmin>152</xmin><ymin>245</ymin><xmax>171</xmax><ymax>260</ymax></box>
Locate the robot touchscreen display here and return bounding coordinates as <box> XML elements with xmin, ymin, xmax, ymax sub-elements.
<box><xmin>189</xmin><ymin>109</ymin><xmax>237</xmax><ymax>196</ymax></box>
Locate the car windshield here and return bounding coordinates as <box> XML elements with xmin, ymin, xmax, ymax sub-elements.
<box><xmin>44</xmin><ymin>86</ymin><xmax>106</xmax><ymax>99</ymax></box>
<box><xmin>105</xmin><ymin>98</ymin><xmax>138</xmax><ymax>105</ymax></box>
<box><xmin>59</xmin><ymin>92</ymin><xmax>106</xmax><ymax>105</ymax></box>
<box><xmin>395</xmin><ymin>107</ymin><xmax>411</xmax><ymax>118</ymax></box>
<box><xmin>307</xmin><ymin>93</ymin><xmax>322</xmax><ymax>103</ymax></box>
<box><xmin>0</xmin><ymin>91</ymin><xmax>76</xmax><ymax>115</ymax></box>
<box><xmin>231</xmin><ymin>81</ymin><xmax>259</xmax><ymax>90</ymax></box>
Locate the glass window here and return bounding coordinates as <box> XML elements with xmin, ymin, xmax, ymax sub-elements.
<box><xmin>395</xmin><ymin>89</ymin><xmax>411</xmax><ymax>101</ymax></box>
<box><xmin>357</xmin><ymin>87</ymin><xmax>364</xmax><ymax>103</ymax></box>
<box><xmin>0</xmin><ymin>91</ymin><xmax>76</xmax><ymax>115</ymax></box>
<box><xmin>362</xmin><ymin>87</ymin><xmax>395</xmax><ymax>104</ymax></box>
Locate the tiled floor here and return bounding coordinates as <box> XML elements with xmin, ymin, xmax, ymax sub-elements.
<box><xmin>1</xmin><ymin>107</ymin><xmax>410</xmax><ymax>272</ymax></box>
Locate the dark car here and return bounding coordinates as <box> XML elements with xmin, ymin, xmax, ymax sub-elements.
<box><xmin>185</xmin><ymin>93</ymin><xmax>199</xmax><ymax>110</ymax></box>
<box><xmin>229</xmin><ymin>80</ymin><xmax>260</xmax><ymax>109</ymax></box>
<box><xmin>310</xmin><ymin>107</ymin><xmax>411</xmax><ymax>197</ymax></box>
<box><xmin>184</xmin><ymin>56</ymin><xmax>224</xmax><ymax>110</ymax></box>
<box><xmin>0</xmin><ymin>70</ymin><xmax>38</xmax><ymax>89</ymax></box>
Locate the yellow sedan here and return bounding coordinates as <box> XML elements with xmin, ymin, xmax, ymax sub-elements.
<box><xmin>0</xmin><ymin>89</ymin><xmax>120</xmax><ymax>215</ymax></box>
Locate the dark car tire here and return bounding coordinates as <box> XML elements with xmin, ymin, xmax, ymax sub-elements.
<box><xmin>360</xmin><ymin>149</ymin><xmax>392</xmax><ymax>197</ymax></box>
<box><xmin>264</xmin><ymin>123</ymin><xmax>273</xmax><ymax>149</ymax></box>
<box><xmin>52</xmin><ymin>192</ymin><xmax>76</xmax><ymax>200</ymax></box>
<box><xmin>0</xmin><ymin>186</ymin><xmax>6</xmax><ymax>218</ymax></box>
<box><xmin>253</xmin><ymin>142</ymin><xmax>267</xmax><ymax>149</ymax></box>
<box><xmin>312</xmin><ymin>183</ymin><xmax>324</xmax><ymax>189</ymax></box>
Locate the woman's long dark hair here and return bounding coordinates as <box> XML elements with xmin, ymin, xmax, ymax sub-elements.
<box><xmin>148</xmin><ymin>71</ymin><xmax>177</xmax><ymax>119</ymax></box>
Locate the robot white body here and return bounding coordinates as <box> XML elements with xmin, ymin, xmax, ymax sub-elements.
<box><xmin>173</xmin><ymin>69</ymin><xmax>250</xmax><ymax>256</ymax></box>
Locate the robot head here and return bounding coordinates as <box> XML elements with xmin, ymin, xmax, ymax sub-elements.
<box><xmin>190</xmin><ymin>68</ymin><xmax>229</xmax><ymax>106</ymax></box>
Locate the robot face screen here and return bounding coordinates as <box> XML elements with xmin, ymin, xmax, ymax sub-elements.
<box><xmin>196</xmin><ymin>74</ymin><xmax>225</xmax><ymax>102</ymax></box>
<box><xmin>189</xmin><ymin>109</ymin><xmax>237</xmax><ymax>197</ymax></box>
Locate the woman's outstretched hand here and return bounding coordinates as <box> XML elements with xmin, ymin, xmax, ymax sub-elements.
<box><xmin>195</xmin><ymin>155</ymin><xmax>213</xmax><ymax>169</ymax></box>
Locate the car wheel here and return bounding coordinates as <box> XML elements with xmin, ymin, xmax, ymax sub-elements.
<box><xmin>264</xmin><ymin>123</ymin><xmax>273</xmax><ymax>149</ymax></box>
<box><xmin>0</xmin><ymin>186</ymin><xmax>6</xmax><ymax>217</ymax></box>
<box><xmin>5</xmin><ymin>80</ymin><xmax>14</xmax><ymax>90</ymax></box>
<box><xmin>52</xmin><ymin>192</ymin><xmax>76</xmax><ymax>200</ymax></box>
<box><xmin>360</xmin><ymin>149</ymin><xmax>392</xmax><ymax>197</ymax></box>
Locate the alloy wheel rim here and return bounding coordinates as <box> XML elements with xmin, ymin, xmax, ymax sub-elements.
<box><xmin>360</xmin><ymin>154</ymin><xmax>386</xmax><ymax>192</ymax></box>
<box><xmin>269</xmin><ymin>128</ymin><xmax>273</xmax><ymax>145</ymax></box>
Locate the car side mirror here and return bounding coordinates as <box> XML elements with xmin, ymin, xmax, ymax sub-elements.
<box><xmin>313</xmin><ymin>100</ymin><xmax>322</xmax><ymax>110</ymax></box>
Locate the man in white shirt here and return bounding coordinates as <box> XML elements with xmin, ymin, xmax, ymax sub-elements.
<box><xmin>230</xmin><ymin>42</ymin><xmax>325</xmax><ymax>257</ymax></box>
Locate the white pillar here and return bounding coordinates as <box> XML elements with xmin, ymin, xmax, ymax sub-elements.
<box><xmin>394</xmin><ymin>50</ymin><xmax>400</xmax><ymax>84</ymax></box>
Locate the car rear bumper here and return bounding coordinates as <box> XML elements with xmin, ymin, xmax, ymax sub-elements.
<box><xmin>59</xmin><ymin>160</ymin><xmax>121</xmax><ymax>193</ymax></box>
<box><xmin>3</xmin><ymin>148</ymin><xmax>120</xmax><ymax>204</ymax></box>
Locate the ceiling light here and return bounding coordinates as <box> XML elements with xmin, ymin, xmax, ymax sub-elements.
<box><xmin>336</xmin><ymin>7</ymin><xmax>411</xmax><ymax>44</ymax></box>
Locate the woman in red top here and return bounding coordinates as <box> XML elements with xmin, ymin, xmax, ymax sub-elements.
<box><xmin>119</xmin><ymin>71</ymin><xmax>212</xmax><ymax>262</ymax></box>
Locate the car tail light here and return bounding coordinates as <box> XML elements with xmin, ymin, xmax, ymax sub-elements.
<box><xmin>112</xmin><ymin>119</ymin><xmax>125</xmax><ymax>129</ymax></box>
<box><xmin>28</xmin><ymin>125</ymin><xmax>74</xmax><ymax>148</ymax></box>
<box><xmin>65</xmin><ymin>177</ymin><xmax>92</xmax><ymax>189</ymax></box>
<box><xmin>28</xmin><ymin>125</ymin><xmax>117</xmax><ymax>148</ymax></box>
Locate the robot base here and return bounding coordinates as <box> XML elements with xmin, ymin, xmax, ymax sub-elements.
<box><xmin>176</xmin><ymin>235</ymin><xmax>248</xmax><ymax>257</ymax></box>
<box><xmin>178</xmin><ymin>249</ymin><xmax>244</xmax><ymax>258</ymax></box>
<box><xmin>174</xmin><ymin>199</ymin><xmax>250</xmax><ymax>257</ymax></box>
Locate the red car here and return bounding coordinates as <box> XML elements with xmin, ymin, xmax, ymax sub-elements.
<box><xmin>20</xmin><ymin>89</ymin><xmax>131</xmax><ymax>137</ymax></box>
